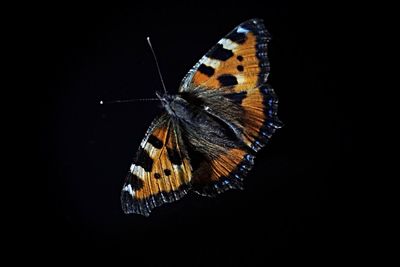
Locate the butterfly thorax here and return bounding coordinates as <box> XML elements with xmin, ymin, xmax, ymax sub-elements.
<box><xmin>158</xmin><ymin>90</ymin><xmax>247</xmax><ymax>159</ymax></box>
<box><xmin>159</xmin><ymin>93</ymin><xmax>205</xmax><ymax>124</ymax></box>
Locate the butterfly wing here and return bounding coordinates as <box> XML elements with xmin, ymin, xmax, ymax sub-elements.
<box><xmin>190</xmin><ymin>85</ymin><xmax>281</xmax><ymax>196</ymax></box>
<box><xmin>179</xmin><ymin>18</ymin><xmax>280</xmax><ymax>149</ymax></box>
<box><xmin>179</xmin><ymin>18</ymin><xmax>270</xmax><ymax>93</ymax></box>
<box><xmin>178</xmin><ymin>18</ymin><xmax>282</xmax><ymax>196</ymax></box>
<box><xmin>121</xmin><ymin>114</ymin><xmax>192</xmax><ymax>216</ymax></box>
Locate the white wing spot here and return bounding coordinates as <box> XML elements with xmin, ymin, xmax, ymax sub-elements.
<box><xmin>237</xmin><ymin>26</ymin><xmax>249</xmax><ymax>33</ymax></box>
<box><xmin>236</xmin><ymin>74</ymin><xmax>245</xmax><ymax>84</ymax></box>
<box><xmin>202</xmin><ymin>57</ymin><xmax>221</xmax><ymax>69</ymax></box>
<box><xmin>123</xmin><ymin>184</ymin><xmax>135</xmax><ymax>197</ymax></box>
<box><xmin>143</xmin><ymin>143</ymin><xmax>158</xmax><ymax>160</ymax></box>
<box><xmin>218</xmin><ymin>38</ymin><xmax>239</xmax><ymax>50</ymax></box>
<box><xmin>130</xmin><ymin>164</ymin><xmax>146</xmax><ymax>180</ymax></box>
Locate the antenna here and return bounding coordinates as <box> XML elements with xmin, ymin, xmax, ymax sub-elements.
<box><xmin>147</xmin><ymin>37</ymin><xmax>168</xmax><ymax>94</ymax></box>
<box><xmin>99</xmin><ymin>98</ymin><xmax>159</xmax><ymax>105</ymax></box>
<box><xmin>99</xmin><ymin>37</ymin><xmax>168</xmax><ymax>106</ymax></box>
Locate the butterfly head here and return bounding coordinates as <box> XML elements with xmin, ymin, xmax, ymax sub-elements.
<box><xmin>156</xmin><ymin>91</ymin><xmax>175</xmax><ymax>114</ymax></box>
<box><xmin>156</xmin><ymin>91</ymin><xmax>171</xmax><ymax>103</ymax></box>
<box><xmin>156</xmin><ymin>91</ymin><xmax>193</xmax><ymax>120</ymax></box>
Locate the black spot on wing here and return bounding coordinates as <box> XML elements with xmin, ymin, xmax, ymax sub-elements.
<box><xmin>126</xmin><ymin>173</ymin><xmax>144</xmax><ymax>190</ymax></box>
<box><xmin>198</xmin><ymin>63</ymin><xmax>215</xmax><ymax>77</ymax></box>
<box><xmin>218</xmin><ymin>74</ymin><xmax>238</xmax><ymax>87</ymax></box>
<box><xmin>167</xmin><ymin>147</ymin><xmax>182</xmax><ymax>165</ymax></box>
<box><xmin>224</xmin><ymin>91</ymin><xmax>247</xmax><ymax>105</ymax></box>
<box><xmin>226</xmin><ymin>31</ymin><xmax>247</xmax><ymax>44</ymax></box>
<box><xmin>164</xmin><ymin>169</ymin><xmax>171</xmax><ymax>176</ymax></box>
<box><xmin>237</xmin><ymin>65</ymin><xmax>244</xmax><ymax>72</ymax></box>
<box><xmin>154</xmin><ymin>173</ymin><xmax>161</xmax><ymax>179</ymax></box>
<box><xmin>148</xmin><ymin>134</ymin><xmax>163</xmax><ymax>149</ymax></box>
<box><xmin>206</xmin><ymin>44</ymin><xmax>233</xmax><ymax>61</ymax></box>
<box><xmin>135</xmin><ymin>148</ymin><xmax>153</xmax><ymax>172</ymax></box>
<box><xmin>237</xmin><ymin>55</ymin><xmax>243</xmax><ymax>61</ymax></box>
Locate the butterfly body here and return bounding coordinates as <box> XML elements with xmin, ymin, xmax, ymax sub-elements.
<box><xmin>121</xmin><ymin>19</ymin><xmax>282</xmax><ymax>216</ymax></box>
<box><xmin>159</xmin><ymin>90</ymin><xmax>245</xmax><ymax>150</ymax></box>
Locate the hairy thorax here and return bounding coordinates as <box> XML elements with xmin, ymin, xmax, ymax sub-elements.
<box><xmin>161</xmin><ymin>91</ymin><xmax>246</xmax><ymax>157</ymax></box>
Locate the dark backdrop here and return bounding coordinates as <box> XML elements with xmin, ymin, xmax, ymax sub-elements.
<box><xmin>35</xmin><ymin>2</ymin><xmax>352</xmax><ymax>263</ymax></box>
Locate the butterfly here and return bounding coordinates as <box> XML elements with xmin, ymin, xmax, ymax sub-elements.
<box><xmin>121</xmin><ymin>18</ymin><xmax>282</xmax><ymax>216</ymax></box>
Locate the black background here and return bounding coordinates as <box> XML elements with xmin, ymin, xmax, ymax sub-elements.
<box><xmin>33</xmin><ymin>2</ymin><xmax>352</xmax><ymax>263</ymax></box>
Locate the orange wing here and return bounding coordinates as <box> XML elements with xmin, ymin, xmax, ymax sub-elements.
<box><xmin>179</xmin><ymin>18</ymin><xmax>271</xmax><ymax>93</ymax></box>
<box><xmin>121</xmin><ymin>114</ymin><xmax>192</xmax><ymax>216</ymax></box>
<box><xmin>178</xmin><ymin>19</ymin><xmax>282</xmax><ymax>195</ymax></box>
<box><xmin>190</xmin><ymin>85</ymin><xmax>281</xmax><ymax>196</ymax></box>
<box><xmin>179</xmin><ymin>18</ymin><xmax>280</xmax><ymax>150</ymax></box>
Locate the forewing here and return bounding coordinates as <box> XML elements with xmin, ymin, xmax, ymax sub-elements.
<box><xmin>179</xmin><ymin>18</ymin><xmax>271</xmax><ymax>93</ymax></box>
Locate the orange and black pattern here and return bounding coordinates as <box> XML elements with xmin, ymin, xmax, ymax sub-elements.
<box><xmin>121</xmin><ymin>115</ymin><xmax>192</xmax><ymax>216</ymax></box>
<box><xmin>121</xmin><ymin>19</ymin><xmax>281</xmax><ymax>216</ymax></box>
